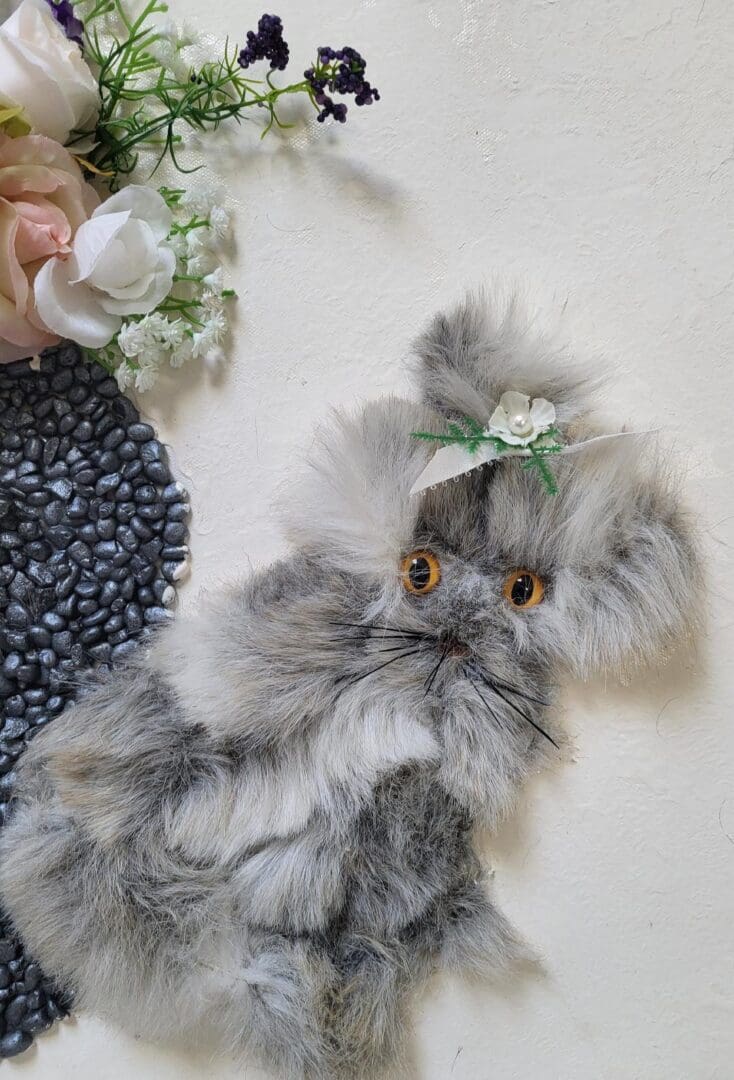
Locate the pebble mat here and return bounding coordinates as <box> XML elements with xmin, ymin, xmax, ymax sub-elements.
<box><xmin>0</xmin><ymin>343</ymin><xmax>190</xmax><ymax>1058</ymax></box>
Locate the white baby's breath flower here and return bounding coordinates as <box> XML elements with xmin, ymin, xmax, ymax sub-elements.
<box><xmin>202</xmin><ymin>267</ymin><xmax>224</xmax><ymax>293</ymax></box>
<box><xmin>200</xmin><ymin>289</ymin><xmax>224</xmax><ymax>313</ymax></box>
<box><xmin>130</xmin><ymin>312</ymin><xmax>186</xmax><ymax>351</ymax></box>
<box><xmin>208</xmin><ymin>206</ymin><xmax>230</xmax><ymax>239</ymax></box>
<box><xmin>173</xmin><ymin>19</ymin><xmax>196</xmax><ymax>46</ymax></box>
<box><xmin>115</xmin><ymin>362</ymin><xmax>134</xmax><ymax>392</ymax></box>
<box><xmin>148</xmin><ymin>38</ymin><xmax>175</xmax><ymax>66</ymax></box>
<box><xmin>187</xmin><ymin>227</ymin><xmax>213</xmax><ymax>254</ymax></box>
<box><xmin>134</xmin><ymin>349</ymin><xmax>163</xmax><ymax>392</ymax></box>
<box><xmin>191</xmin><ymin>311</ymin><xmax>227</xmax><ymax>359</ymax></box>
<box><xmin>161</xmin><ymin>318</ymin><xmax>186</xmax><ymax>349</ymax></box>
<box><xmin>186</xmin><ymin>251</ymin><xmax>217</xmax><ymax>276</ymax></box>
<box><xmin>168</xmin><ymin>232</ymin><xmax>188</xmax><ymax>259</ymax></box>
<box><xmin>180</xmin><ymin>184</ymin><xmax>221</xmax><ymax>217</ymax></box>
<box><xmin>205</xmin><ymin>309</ymin><xmax>227</xmax><ymax>343</ymax></box>
<box><xmin>170</xmin><ymin>335</ymin><xmax>194</xmax><ymax>368</ymax></box>
<box><xmin>134</xmin><ymin>366</ymin><xmax>158</xmax><ymax>393</ymax></box>
<box><xmin>117</xmin><ymin>321</ymin><xmax>149</xmax><ymax>359</ymax></box>
<box><xmin>147</xmin><ymin>38</ymin><xmax>190</xmax><ymax>80</ymax></box>
<box><xmin>155</xmin><ymin>17</ymin><xmax>179</xmax><ymax>41</ymax></box>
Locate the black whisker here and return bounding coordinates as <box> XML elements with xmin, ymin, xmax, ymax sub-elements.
<box><xmin>328</xmin><ymin>621</ymin><xmax>431</xmax><ymax>639</ymax></box>
<box><xmin>376</xmin><ymin>643</ymin><xmax>428</xmax><ymax>654</ymax></box>
<box><xmin>486</xmin><ymin>675</ymin><xmax>551</xmax><ymax>709</ymax></box>
<box><xmin>473</xmin><ymin>669</ymin><xmax>559</xmax><ymax>749</ymax></box>
<box><xmin>465</xmin><ymin>662</ymin><xmax>551</xmax><ymax>710</ymax></box>
<box><xmin>467</xmin><ymin>676</ymin><xmax>505</xmax><ymax>730</ymax></box>
<box><xmin>326</xmin><ymin>634</ymin><xmax>424</xmax><ymax>646</ymax></box>
<box><xmin>424</xmin><ymin>644</ymin><xmax>450</xmax><ymax>696</ymax></box>
<box><xmin>338</xmin><ymin>648</ymin><xmax>422</xmax><ymax>689</ymax></box>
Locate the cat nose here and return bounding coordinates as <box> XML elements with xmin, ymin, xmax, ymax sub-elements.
<box><xmin>442</xmin><ymin>637</ymin><xmax>470</xmax><ymax>658</ymax></box>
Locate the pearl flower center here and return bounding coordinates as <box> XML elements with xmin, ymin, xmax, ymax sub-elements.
<box><xmin>508</xmin><ymin>411</ymin><xmax>534</xmax><ymax>437</ymax></box>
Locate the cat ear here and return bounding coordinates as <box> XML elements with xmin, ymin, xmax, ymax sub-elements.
<box><xmin>486</xmin><ymin>436</ymin><xmax>701</xmax><ymax>676</ymax></box>
<box><xmin>280</xmin><ymin>397</ymin><xmax>440</xmax><ymax>577</ymax></box>
<box><xmin>413</xmin><ymin>290</ymin><xmax>598</xmax><ymax>426</ymax></box>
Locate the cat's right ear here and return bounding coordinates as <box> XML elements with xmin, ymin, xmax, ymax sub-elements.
<box><xmin>412</xmin><ymin>290</ymin><xmax>598</xmax><ymax>427</ymax></box>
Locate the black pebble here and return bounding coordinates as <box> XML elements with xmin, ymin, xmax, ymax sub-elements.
<box><xmin>0</xmin><ymin>343</ymin><xmax>189</xmax><ymax>1059</ymax></box>
<box><xmin>0</xmin><ymin>1030</ymin><xmax>33</xmax><ymax>1057</ymax></box>
<box><xmin>128</xmin><ymin>422</ymin><xmax>155</xmax><ymax>441</ymax></box>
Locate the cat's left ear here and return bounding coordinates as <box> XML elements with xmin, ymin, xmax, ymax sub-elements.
<box><xmin>280</xmin><ymin>397</ymin><xmax>440</xmax><ymax>578</ymax></box>
<box><xmin>412</xmin><ymin>291</ymin><xmax>597</xmax><ymax>426</ymax></box>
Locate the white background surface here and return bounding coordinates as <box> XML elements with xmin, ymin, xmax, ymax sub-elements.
<box><xmin>12</xmin><ymin>0</ymin><xmax>734</xmax><ymax>1077</ymax></box>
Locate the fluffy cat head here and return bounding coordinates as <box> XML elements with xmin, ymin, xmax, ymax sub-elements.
<box><xmin>283</xmin><ymin>293</ymin><xmax>699</xmax><ymax>682</ymax></box>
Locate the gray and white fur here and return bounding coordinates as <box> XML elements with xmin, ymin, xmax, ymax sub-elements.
<box><xmin>0</xmin><ymin>295</ymin><xmax>699</xmax><ymax>1077</ymax></box>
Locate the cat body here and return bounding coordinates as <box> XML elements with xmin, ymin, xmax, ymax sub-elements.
<box><xmin>0</xmin><ymin>297</ymin><xmax>698</xmax><ymax>1077</ymax></box>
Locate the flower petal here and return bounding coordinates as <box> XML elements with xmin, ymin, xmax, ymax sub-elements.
<box><xmin>68</xmin><ymin>210</ymin><xmax>131</xmax><ymax>283</ymax></box>
<box><xmin>498</xmin><ymin>390</ymin><xmax>530</xmax><ymax>416</ymax></box>
<box><xmin>0</xmin><ymin>332</ymin><xmax>45</xmax><ymax>362</ymax></box>
<box><xmin>93</xmin><ymin>185</ymin><xmax>172</xmax><ymax>241</ymax></box>
<box><xmin>0</xmin><ymin>0</ymin><xmax>98</xmax><ymax>143</ymax></box>
<box><xmin>0</xmin><ymin>33</ymin><xmax>74</xmax><ymax>144</ymax></box>
<box><xmin>487</xmin><ymin>404</ymin><xmax>510</xmax><ymax>434</ymax></box>
<box><xmin>34</xmin><ymin>255</ymin><xmax>121</xmax><ymax>347</ymax></box>
<box><xmin>89</xmin><ymin>219</ymin><xmax>159</xmax><ymax>296</ymax></box>
<box><xmin>529</xmin><ymin>397</ymin><xmax>556</xmax><ymax>432</ymax></box>
<box><xmin>98</xmin><ymin>245</ymin><xmax>176</xmax><ymax>316</ymax></box>
<box><xmin>0</xmin><ymin>197</ymin><xmax>28</xmax><ymax>312</ymax></box>
<box><xmin>0</xmin><ymin>288</ymin><xmax>57</xmax><ymax>351</ymax></box>
<box><xmin>0</xmin><ymin>132</ymin><xmax>81</xmax><ymax>173</ymax></box>
<box><xmin>0</xmin><ymin>164</ymin><xmax>66</xmax><ymax>198</ymax></box>
<box><xmin>11</xmin><ymin>194</ymin><xmax>71</xmax><ymax>262</ymax></box>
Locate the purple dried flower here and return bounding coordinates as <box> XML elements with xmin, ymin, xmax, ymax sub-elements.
<box><xmin>238</xmin><ymin>14</ymin><xmax>290</xmax><ymax>71</ymax></box>
<box><xmin>304</xmin><ymin>46</ymin><xmax>380</xmax><ymax>124</ymax></box>
<box><xmin>44</xmin><ymin>0</ymin><xmax>84</xmax><ymax>47</ymax></box>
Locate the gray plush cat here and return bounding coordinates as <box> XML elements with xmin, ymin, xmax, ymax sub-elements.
<box><xmin>0</xmin><ymin>296</ymin><xmax>698</xmax><ymax>1078</ymax></box>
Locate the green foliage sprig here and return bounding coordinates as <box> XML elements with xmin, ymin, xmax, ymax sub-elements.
<box><xmin>412</xmin><ymin>418</ymin><xmax>565</xmax><ymax>495</ymax></box>
<box><xmin>72</xmin><ymin>1</ymin><xmax>379</xmax><ymax>185</ymax></box>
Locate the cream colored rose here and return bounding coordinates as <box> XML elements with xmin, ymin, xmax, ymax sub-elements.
<box><xmin>0</xmin><ymin>0</ymin><xmax>99</xmax><ymax>145</ymax></box>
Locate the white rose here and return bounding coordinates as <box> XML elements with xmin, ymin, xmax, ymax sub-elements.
<box><xmin>34</xmin><ymin>186</ymin><xmax>177</xmax><ymax>348</ymax></box>
<box><xmin>0</xmin><ymin>0</ymin><xmax>99</xmax><ymax>145</ymax></box>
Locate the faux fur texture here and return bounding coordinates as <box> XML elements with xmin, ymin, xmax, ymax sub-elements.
<box><xmin>0</xmin><ymin>294</ymin><xmax>699</xmax><ymax>1078</ymax></box>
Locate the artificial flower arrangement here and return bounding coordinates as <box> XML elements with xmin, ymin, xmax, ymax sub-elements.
<box><xmin>0</xmin><ymin>0</ymin><xmax>380</xmax><ymax>389</ymax></box>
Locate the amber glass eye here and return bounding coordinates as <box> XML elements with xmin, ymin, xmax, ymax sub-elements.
<box><xmin>401</xmin><ymin>550</ymin><xmax>441</xmax><ymax>595</ymax></box>
<box><xmin>503</xmin><ymin>569</ymin><xmax>545</xmax><ymax>609</ymax></box>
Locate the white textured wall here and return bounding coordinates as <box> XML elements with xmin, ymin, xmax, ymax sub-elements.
<box><xmin>16</xmin><ymin>1</ymin><xmax>734</xmax><ymax>1077</ymax></box>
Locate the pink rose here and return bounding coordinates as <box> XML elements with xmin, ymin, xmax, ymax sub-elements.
<box><xmin>0</xmin><ymin>131</ymin><xmax>98</xmax><ymax>363</ymax></box>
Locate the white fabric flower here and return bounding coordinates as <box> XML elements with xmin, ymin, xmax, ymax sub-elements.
<box><xmin>0</xmin><ymin>0</ymin><xmax>99</xmax><ymax>145</ymax></box>
<box><xmin>35</xmin><ymin>186</ymin><xmax>176</xmax><ymax>349</ymax></box>
<box><xmin>487</xmin><ymin>390</ymin><xmax>556</xmax><ymax>447</ymax></box>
